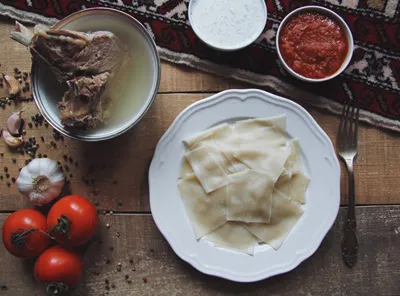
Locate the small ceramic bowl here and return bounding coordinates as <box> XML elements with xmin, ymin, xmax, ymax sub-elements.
<box><xmin>31</xmin><ymin>8</ymin><xmax>160</xmax><ymax>141</ymax></box>
<box><xmin>188</xmin><ymin>0</ymin><xmax>267</xmax><ymax>51</ymax></box>
<box><xmin>276</xmin><ymin>6</ymin><xmax>354</xmax><ymax>83</ymax></box>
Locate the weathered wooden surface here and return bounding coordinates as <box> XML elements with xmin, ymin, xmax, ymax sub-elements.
<box><xmin>0</xmin><ymin>206</ymin><xmax>399</xmax><ymax>296</ymax></box>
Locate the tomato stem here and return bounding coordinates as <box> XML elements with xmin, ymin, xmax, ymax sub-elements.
<box><xmin>46</xmin><ymin>282</ymin><xmax>69</xmax><ymax>294</ymax></box>
<box><xmin>11</xmin><ymin>228</ymin><xmax>37</xmax><ymax>248</ymax></box>
<box><xmin>11</xmin><ymin>228</ymin><xmax>52</xmax><ymax>249</ymax></box>
<box><xmin>49</xmin><ymin>215</ymin><xmax>72</xmax><ymax>245</ymax></box>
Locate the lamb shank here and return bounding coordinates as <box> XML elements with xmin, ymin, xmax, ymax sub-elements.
<box><xmin>10</xmin><ymin>21</ymin><xmax>128</xmax><ymax>129</ymax></box>
<box><xmin>11</xmin><ymin>21</ymin><xmax>126</xmax><ymax>82</ymax></box>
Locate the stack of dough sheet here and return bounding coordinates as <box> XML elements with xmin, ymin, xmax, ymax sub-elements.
<box><xmin>178</xmin><ymin>115</ymin><xmax>310</xmax><ymax>255</ymax></box>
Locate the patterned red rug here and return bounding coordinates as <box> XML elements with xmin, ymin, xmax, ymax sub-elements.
<box><xmin>0</xmin><ymin>0</ymin><xmax>399</xmax><ymax>131</ymax></box>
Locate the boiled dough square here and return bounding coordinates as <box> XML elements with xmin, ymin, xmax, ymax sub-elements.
<box><xmin>246</xmin><ymin>190</ymin><xmax>304</xmax><ymax>250</ymax></box>
<box><xmin>235</xmin><ymin>127</ymin><xmax>287</xmax><ymax>149</ymax></box>
<box><xmin>277</xmin><ymin>139</ymin><xmax>302</xmax><ymax>185</ymax></box>
<box><xmin>234</xmin><ymin>115</ymin><xmax>287</xmax><ymax>133</ymax></box>
<box><xmin>185</xmin><ymin>145</ymin><xmax>229</xmax><ymax>193</ymax></box>
<box><xmin>234</xmin><ymin>115</ymin><xmax>287</xmax><ymax>149</ymax></box>
<box><xmin>184</xmin><ymin>124</ymin><xmax>238</xmax><ymax>174</ymax></box>
<box><xmin>210</xmin><ymin>123</ymin><xmax>236</xmax><ymax>145</ymax></box>
<box><xmin>275</xmin><ymin>171</ymin><xmax>310</xmax><ymax>204</ymax></box>
<box><xmin>182</xmin><ymin>123</ymin><xmax>225</xmax><ymax>149</ymax></box>
<box><xmin>183</xmin><ymin>123</ymin><xmax>233</xmax><ymax>150</ymax></box>
<box><xmin>234</xmin><ymin>147</ymin><xmax>289</xmax><ymax>181</ymax></box>
<box><xmin>284</xmin><ymin>139</ymin><xmax>301</xmax><ymax>176</ymax></box>
<box><xmin>187</xmin><ymin>143</ymin><xmax>235</xmax><ymax>175</ymax></box>
<box><xmin>205</xmin><ymin>222</ymin><xmax>257</xmax><ymax>255</ymax></box>
<box><xmin>178</xmin><ymin>175</ymin><xmax>227</xmax><ymax>239</ymax></box>
<box><xmin>277</xmin><ymin>168</ymin><xmax>291</xmax><ymax>185</ymax></box>
<box><xmin>219</xmin><ymin>148</ymin><xmax>249</xmax><ymax>173</ymax></box>
<box><xmin>226</xmin><ymin>170</ymin><xmax>274</xmax><ymax>223</ymax></box>
<box><xmin>179</xmin><ymin>158</ymin><xmax>194</xmax><ymax>179</ymax></box>
<box><xmin>183</xmin><ymin>128</ymin><xmax>213</xmax><ymax>149</ymax></box>
<box><xmin>205</xmin><ymin>124</ymin><xmax>245</xmax><ymax>173</ymax></box>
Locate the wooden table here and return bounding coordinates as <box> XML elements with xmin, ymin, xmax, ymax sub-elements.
<box><xmin>0</xmin><ymin>18</ymin><xmax>399</xmax><ymax>295</ymax></box>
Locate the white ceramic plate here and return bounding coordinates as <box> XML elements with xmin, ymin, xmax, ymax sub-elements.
<box><xmin>149</xmin><ymin>89</ymin><xmax>340</xmax><ymax>282</ymax></box>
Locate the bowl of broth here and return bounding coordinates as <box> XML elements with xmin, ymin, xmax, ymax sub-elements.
<box><xmin>31</xmin><ymin>8</ymin><xmax>160</xmax><ymax>141</ymax></box>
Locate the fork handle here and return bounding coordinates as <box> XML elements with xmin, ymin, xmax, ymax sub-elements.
<box><xmin>347</xmin><ymin>165</ymin><xmax>356</xmax><ymax>221</ymax></box>
<box><xmin>342</xmin><ymin>162</ymin><xmax>358</xmax><ymax>268</ymax></box>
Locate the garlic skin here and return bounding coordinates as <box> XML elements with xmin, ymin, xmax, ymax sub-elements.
<box><xmin>17</xmin><ymin>158</ymin><xmax>65</xmax><ymax>206</ymax></box>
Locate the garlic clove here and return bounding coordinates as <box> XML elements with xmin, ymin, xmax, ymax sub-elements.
<box><xmin>29</xmin><ymin>191</ymin><xmax>48</xmax><ymax>206</ymax></box>
<box><xmin>16</xmin><ymin>182</ymin><xmax>34</xmax><ymax>194</ymax></box>
<box><xmin>2</xmin><ymin>129</ymin><xmax>24</xmax><ymax>148</ymax></box>
<box><xmin>46</xmin><ymin>186</ymin><xmax>62</xmax><ymax>199</ymax></box>
<box><xmin>38</xmin><ymin>158</ymin><xmax>56</xmax><ymax>175</ymax></box>
<box><xmin>6</xmin><ymin>109</ymin><xmax>25</xmax><ymax>136</ymax></box>
<box><xmin>3</xmin><ymin>74</ymin><xmax>20</xmax><ymax>98</ymax></box>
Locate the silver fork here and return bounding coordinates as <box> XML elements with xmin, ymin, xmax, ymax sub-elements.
<box><xmin>337</xmin><ymin>99</ymin><xmax>360</xmax><ymax>268</ymax></box>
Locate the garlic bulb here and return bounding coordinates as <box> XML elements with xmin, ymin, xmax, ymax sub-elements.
<box><xmin>17</xmin><ymin>158</ymin><xmax>65</xmax><ymax>206</ymax></box>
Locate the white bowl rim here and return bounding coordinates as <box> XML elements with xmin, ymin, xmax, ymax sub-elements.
<box><xmin>31</xmin><ymin>7</ymin><xmax>161</xmax><ymax>142</ymax></box>
<box><xmin>275</xmin><ymin>5</ymin><xmax>354</xmax><ymax>83</ymax></box>
<box><xmin>188</xmin><ymin>0</ymin><xmax>268</xmax><ymax>51</ymax></box>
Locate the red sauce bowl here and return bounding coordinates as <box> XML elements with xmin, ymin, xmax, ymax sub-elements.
<box><xmin>276</xmin><ymin>6</ymin><xmax>354</xmax><ymax>82</ymax></box>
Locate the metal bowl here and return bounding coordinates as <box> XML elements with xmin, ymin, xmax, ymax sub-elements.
<box><xmin>31</xmin><ymin>8</ymin><xmax>161</xmax><ymax>141</ymax></box>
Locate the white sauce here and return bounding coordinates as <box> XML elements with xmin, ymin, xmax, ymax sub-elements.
<box><xmin>189</xmin><ymin>0</ymin><xmax>267</xmax><ymax>50</ymax></box>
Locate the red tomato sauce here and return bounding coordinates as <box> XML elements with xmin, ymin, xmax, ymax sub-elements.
<box><xmin>279</xmin><ymin>12</ymin><xmax>348</xmax><ymax>79</ymax></box>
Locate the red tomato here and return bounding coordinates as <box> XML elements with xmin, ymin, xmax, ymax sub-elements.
<box><xmin>47</xmin><ymin>195</ymin><xmax>98</xmax><ymax>247</ymax></box>
<box><xmin>2</xmin><ymin>209</ymin><xmax>50</xmax><ymax>258</ymax></box>
<box><xmin>34</xmin><ymin>245</ymin><xmax>83</xmax><ymax>293</ymax></box>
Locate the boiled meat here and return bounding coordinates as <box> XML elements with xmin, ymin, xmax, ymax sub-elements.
<box><xmin>10</xmin><ymin>22</ymin><xmax>128</xmax><ymax>129</ymax></box>
<box><xmin>58</xmin><ymin>72</ymin><xmax>111</xmax><ymax>129</ymax></box>
<box><xmin>11</xmin><ymin>22</ymin><xmax>126</xmax><ymax>82</ymax></box>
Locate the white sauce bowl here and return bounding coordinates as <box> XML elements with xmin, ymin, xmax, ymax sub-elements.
<box><xmin>188</xmin><ymin>0</ymin><xmax>267</xmax><ymax>51</ymax></box>
<box><xmin>276</xmin><ymin>6</ymin><xmax>354</xmax><ymax>83</ymax></box>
